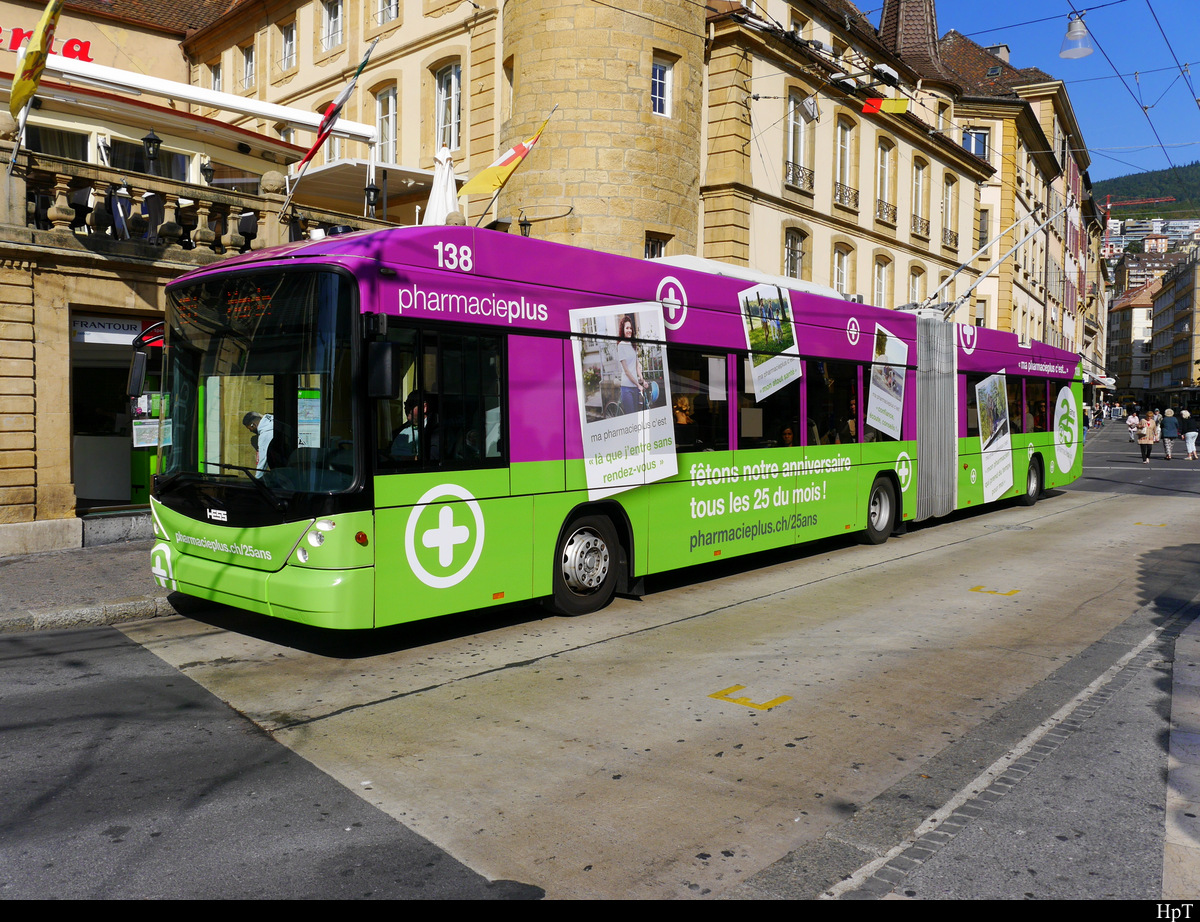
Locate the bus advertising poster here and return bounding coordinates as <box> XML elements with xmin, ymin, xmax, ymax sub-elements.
<box><xmin>569</xmin><ymin>302</ymin><xmax>677</xmax><ymax>499</ymax></box>
<box><xmin>865</xmin><ymin>322</ymin><xmax>907</xmax><ymax>440</ymax></box>
<box><xmin>737</xmin><ymin>284</ymin><xmax>801</xmax><ymax>401</ymax></box>
<box><xmin>976</xmin><ymin>373</ymin><xmax>1013</xmax><ymax>503</ymax></box>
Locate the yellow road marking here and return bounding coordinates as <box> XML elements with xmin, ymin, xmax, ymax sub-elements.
<box><xmin>708</xmin><ymin>684</ymin><xmax>792</xmax><ymax>710</ymax></box>
<box><xmin>969</xmin><ymin>585</ymin><xmax>1021</xmax><ymax>596</ymax></box>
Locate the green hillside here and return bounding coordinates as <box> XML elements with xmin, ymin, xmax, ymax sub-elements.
<box><xmin>1092</xmin><ymin>162</ymin><xmax>1200</xmax><ymax>218</ymax></box>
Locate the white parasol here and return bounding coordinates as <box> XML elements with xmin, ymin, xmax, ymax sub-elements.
<box><xmin>422</xmin><ymin>146</ymin><xmax>460</xmax><ymax>225</ymax></box>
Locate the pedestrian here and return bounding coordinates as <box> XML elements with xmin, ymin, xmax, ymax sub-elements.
<box><xmin>1127</xmin><ymin>411</ymin><xmax>1140</xmax><ymax>442</ymax></box>
<box><xmin>1182</xmin><ymin>409</ymin><xmax>1198</xmax><ymax>461</ymax></box>
<box><xmin>1161</xmin><ymin>408</ymin><xmax>1180</xmax><ymax>460</ymax></box>
<box><xmin>1138</xmin><ymin>411</ymin><xmax>1157</xmax><ymax>465</ymax></box>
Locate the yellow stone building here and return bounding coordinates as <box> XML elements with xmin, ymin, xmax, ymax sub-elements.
<box><xmin>0</xmin><ymin>0</ymin><xmax>1108</xmax><ymax>551</ymax></box>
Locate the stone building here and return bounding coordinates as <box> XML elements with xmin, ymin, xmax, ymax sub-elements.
<box><xmin>1</xmin><ymin>0</ymin><xmax>1108</xmax><ymax>552</ymax></box>
<box><xmin>1151</xmin><ymin>254</ymin><xmax>1200</xmax><ymax>399</ymax></box>
<box><xmin>0</xmin><ymin>0</ymin><xmax>394</xmax><ymax>554</ymax></box>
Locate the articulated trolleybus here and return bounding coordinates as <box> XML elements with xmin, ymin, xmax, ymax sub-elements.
<box><xmin>139</xmin><ymin>226</ymin><xmax>1082</xmax><ymax>629</ymax></box>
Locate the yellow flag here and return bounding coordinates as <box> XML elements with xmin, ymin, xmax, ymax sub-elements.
<box><xmin>862</xmin><ymin>97</ymin><xmax>909</xmax><ymax>115</ymax></box>
<box><xmin>460</xmin><ymin>113</ymin><xmax>551</xmax><ymax>197</ymax></box>
<box><xmin>10</xmin><ymin>0</ymin><xmax>64</xmax><ymax>117</ymax></box>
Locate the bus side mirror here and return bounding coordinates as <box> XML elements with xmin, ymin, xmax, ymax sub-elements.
<box><xmin>127</xmin><ymin>351</ymin><xmax>149</xmax><ymax>398</ymax></box>
<box><xmin>367</xmin><ymin>341</ymin><xmax>403</xmax><ymax>399</ymax></box>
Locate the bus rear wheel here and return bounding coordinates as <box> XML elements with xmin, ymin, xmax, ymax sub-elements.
<box><xmin>1019</xmin><ymin>458</ymin><xmax>1042</xmax><ymax>506</ymax></box>
<box><xmin>863</xmin><ymin>477</ymin><xmax>896</xmax><ymax>545</ymax></box>
<box><xmin>552</xmin><ymin>515</ymin><xmax>619</xmax><ymax>616</ymax></box>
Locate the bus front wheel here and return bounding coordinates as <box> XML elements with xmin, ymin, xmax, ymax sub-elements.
<box><xmin>863</xmin><ymin>477</ymin><xmax>896</xmax><ymax>545</ymax></box>
<box><xmin>552</xmin><ymin>515</ymin><xmax>619</xmax><ymax>616</ymax></box>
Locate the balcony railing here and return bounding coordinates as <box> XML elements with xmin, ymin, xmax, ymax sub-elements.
<box><xmin>17</xmin><ymin>150</ymin><xmax>389</xmax><ymax>259</ymax></box>
<box><xmin>875</xmin><ymin>198</ymin><xmax>897</xmax><ymax>224</ymax></box>
<box><xmin>912</xmin><ymin>215</ymin><xmax>930</xmax><ymax>237</ymax></box>
<box><xmin>784</xmin><ymin>161</ymin><xmax>814</xmax><ymax>192</ymax></box>
<box><xmin>942</xmin><ymin>227</ymin><xmax>959</xmax><ymax>249</ymax></box>
<box><xmin>834</xmin><ymin>182</ymin><xmax>859</xmax><ymax>210</ymax></box>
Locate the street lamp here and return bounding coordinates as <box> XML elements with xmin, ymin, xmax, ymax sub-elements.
<box><xmin>518</xmin><ymin>210</ymin><xmax>531</xmax><ymax>237</ymax></box>
<box><xmin>365</xmin><ymin>182</ymin><xmax>381</xmax><ymax>218</ymax></box>
<box><xmin>1059</xmin><ymin>13</ymin><xmax>1095</xmax><ymax>60</ymax></box>
<box><xmin>199</xmin><ymin>159</ymin><xmax>215</xmax><ymax>184</ymax></box>
<box><xmin>142</xmin><ymin>129</ymin><xmax>162</xmax><ymax>166</ymax></box>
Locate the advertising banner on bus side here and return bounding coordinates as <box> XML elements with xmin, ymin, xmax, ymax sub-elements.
<box><xmin>569</xmin><ymin>302</ymin><xmax>678</xmax><ymax>499</ymax></box>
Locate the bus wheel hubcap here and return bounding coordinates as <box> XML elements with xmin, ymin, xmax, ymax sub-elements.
<box><xmin>870</xmin><ymin>490</ymin><xmax>889</xmax><ymax>529</ymax></box>
<box><xmin>562</xmin><ymin>529</ymin><xmax>610</xmax><ymax>593</ymax></box>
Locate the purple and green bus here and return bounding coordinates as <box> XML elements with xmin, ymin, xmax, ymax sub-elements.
<box><xmin>138</xmin><ymin>225</ymin><xmax>1082</xmax><ymax>629</ymax></box>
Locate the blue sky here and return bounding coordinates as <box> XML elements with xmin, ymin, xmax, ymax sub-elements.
<box><xmin>864</xmin><ymin>0</ymin><xmax>1200</xmax><ymax>183</ymax></box>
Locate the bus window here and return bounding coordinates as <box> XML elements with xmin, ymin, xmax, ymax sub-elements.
<box><xmin>807</xmin><ymin>360</ymin><xmax>858</xmax><ymax>444</ymax></box>
<box><xmin>1007</xmin><ymin>377</ymin><xmax>1025</xmax><ymax>434</ymax></box>
<box><xmin>1028</xmin><ymin>379</ymin><xmax>1050</xmax><ymax>431</ymax></box>
<box><xmin>376</xmin><ymin>328</ymin><xmax>504</xmax><ymax>471</ymax></box>
<box><xmin>668</xmin><ymin>347</ymin><xmax>728</xmax><ymax>452</ymax></box>
<box><xmin>737</xmin><ymin>356</ymin><xmax>800</xmax><ymax>449</ymax></box>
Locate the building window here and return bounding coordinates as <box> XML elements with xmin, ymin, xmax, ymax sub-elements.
<box><xmin>436</xmin><ymin>63</ymin><xmax>461</xmax><ymax>150</ymax></box>
<box><xmin>962</xmin><ymin>127</ymin><xmax>989</xmax><ymax>160</ymax></box>
<box><xmin>909</xmin><ymin>267</ymin><xmax>925</xmax><ymax>304</ymax></box>
<box><xmin>833</xmin><ymin>246</ymin><xmax>853</xmax><ymax>296</ymax></box>
<box><xmin>784</xmin><ymin>228</ymin><xmax>806</xmax><ymax>278</ymax></box>
<box><xmin>322</xmin><ymin>0</ymin><xmax>343</xmax><ymax>51</ymax></box>
<box><xmin>377</xmin><ymin>0</ymin><xmax>398</xmax><ymax>25</ymax></box>
<box><xmin>210</xmin><ymin>61</ymin><xmax>222</xmax><ymax>93</ymax></box>
<box><xmin>943</xmin><ymin>174</ymin><xmax>959</xmax><ymax>247</ymax></box>
<box><xmin>279</xmin><ymin>23</ymin><xmax>296</xmax><ymax>70</ymax></box>
<box><xmin>651</xmin><ymin>56</ymin><xmax>672</xmax><ymax>117</ymax></box>
<box><xmin>874</xmin><ymin>258</ymin><xmax>890</xmax><ymax>307</ymax></box>
<box><xmin>241</xmin><ymin>44</ymin><xmax>255</xmax><ymax>90</ymax></box>
<box><xmin>836</xmin><ymin>117</ymin><xmax>853</xmax><ymax>186</ymax></box>
<box><xmin>785</xmin><ymin>92</ymin><xmax>813</xmax><ymax>189</ymax></box>
<box><xmin>875</xmin><ymin>138</ymin><xmax>896</xmax><ymax>222</ymax></box>
<box><xmin>376</xmin><ymin>86</ymin><xmax>396</xmax><ymax>163</ymax></box>
<box><xmin>834</xmin><ymin>117</ymin><xmax>858</xmax><ymax>209</ymax></box>
<box><xmin>645</xmin><ymin>233</ymin><xmax>669</xmax><ymax>259</ymax></box>
<box><xmin>977</xmin><ymin>208</ymin><xmax>990</xmax><ymax>252</ymax></box>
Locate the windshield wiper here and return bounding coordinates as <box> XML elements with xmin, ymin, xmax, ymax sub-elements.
<box><xmin>200</xmin><ymin>462</ymin><xmax>289</xmax><ymax>511</ymax></box>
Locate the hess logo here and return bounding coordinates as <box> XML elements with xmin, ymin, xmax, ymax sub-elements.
<box><xmin>206</xmin><ymin>508</ymin><xmax>228</xmax><ymax>522</ymax></box>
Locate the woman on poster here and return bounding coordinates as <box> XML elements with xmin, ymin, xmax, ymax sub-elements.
<box><xmin>617</xmin><ymin>314</ymin><xmax>647</xmax><ymax>415</ymax></box>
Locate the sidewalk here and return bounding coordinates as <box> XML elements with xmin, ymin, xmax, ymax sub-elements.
<box><xmin>0</xmin><ymin>538</ymin><xmax>182</xmax><ymax>634</ymax></box>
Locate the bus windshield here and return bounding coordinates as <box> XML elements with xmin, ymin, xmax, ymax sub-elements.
<box><xmin>162</xmin><ymin>269</ymin><xmax>358</xmax><ymax>498</ymax></box>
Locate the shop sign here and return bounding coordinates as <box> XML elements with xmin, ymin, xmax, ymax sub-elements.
<box><xmin>1</xmin><ymin>25</ymin><xmax>93</xmax><ymax>62</ymax></box>
<box><xmin>71</xmin><ymin>315</ymin><xmax>143</xmax><ymax>344</ymax></box>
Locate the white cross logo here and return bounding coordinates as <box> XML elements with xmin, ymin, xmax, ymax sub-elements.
<box><xmin>896</xmin><ymin>451</ymin><xmax>912</xmax><ymax>492</ymax></box>
<box><xmin>405</xmin><ymin>484</ymin><xmax>485</xmax><ymax>589</ymax></box>
<box><xmin>847</xmin><ymin>316</ymin><xmax>860</xmax><ymax>345</ymax></box>
<box><xmin>150</xmin><ymin>542</ymin><xmax>176</xmax><ymax>590</ymax></box>
<box><xmin>422</xmin><ymin>505</ymin><xmax>470</xmax><ymax>568</ymax></box>
<box><xmin>959</xmin><ymin>324</ymin><xmax>978</xmax><ymax>355</ymax></box>
<box><xmin>657</xmin><ymin>276</ymin><xmax>689</xmax><ymax>330</ymax></box>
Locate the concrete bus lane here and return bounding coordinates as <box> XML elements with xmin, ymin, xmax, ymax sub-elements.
<box><xmin>120</xmin><ymin>485</ymin><xmax>1198</xmax><ymax>899</ymax></box>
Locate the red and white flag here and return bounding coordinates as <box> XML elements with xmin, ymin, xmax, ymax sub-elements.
<box><xmin>296</xmin><ymin>39</ymin><xmax>379</xmax><ymax>170</ymax></box>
